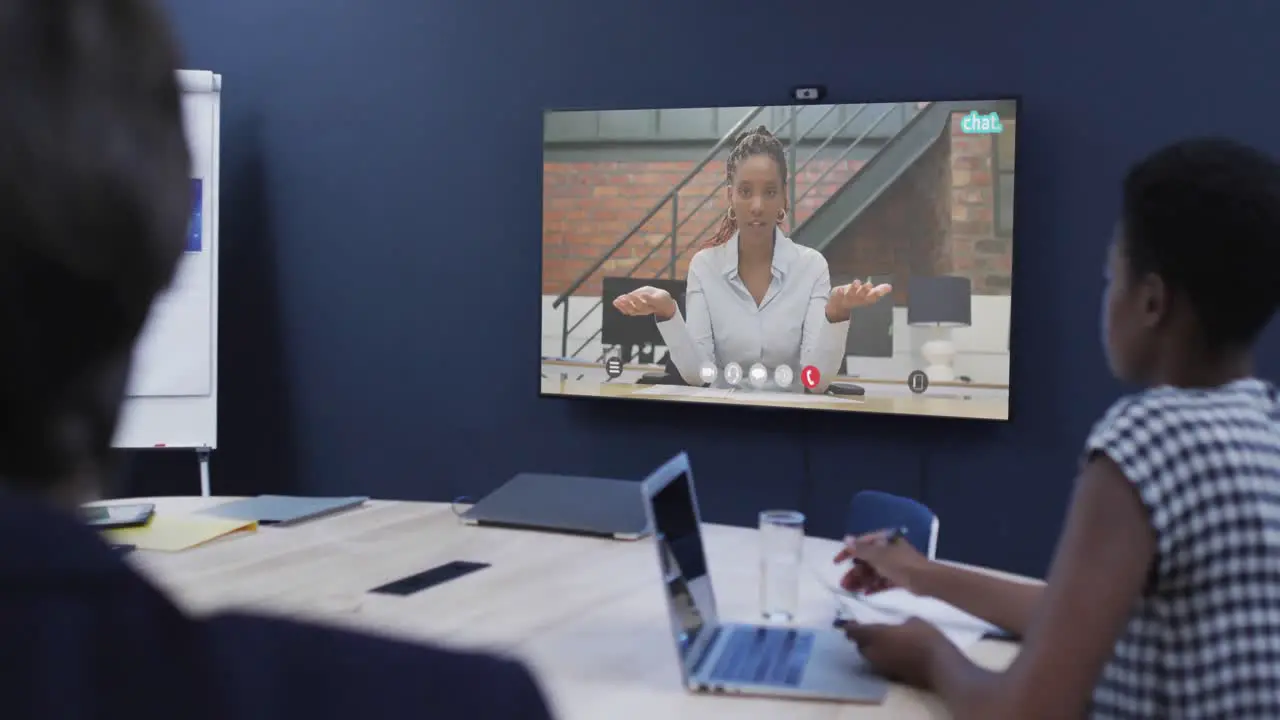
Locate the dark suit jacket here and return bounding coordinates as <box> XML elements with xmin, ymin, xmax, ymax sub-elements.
<box><xmin>0</xmin><ymin>489</ymin><xmax>556</xmax><ymax>720</ymax></box>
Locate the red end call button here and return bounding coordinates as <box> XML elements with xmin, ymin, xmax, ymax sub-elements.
<box><xmin>801</xmin><ymin>365</ymin><xmax>821</xmax><ymax>390</ymax></box>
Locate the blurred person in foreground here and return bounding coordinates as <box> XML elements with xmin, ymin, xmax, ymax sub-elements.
<box><xmin>0</xmin><ymin>2</ymin><xmax>554</xmax><ymax>718</ymax></box>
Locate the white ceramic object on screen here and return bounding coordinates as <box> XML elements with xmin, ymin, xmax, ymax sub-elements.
<box><xmin>921</xmin><ymin>339</ymin><xmax>957</xmax><ymax>383</ymax></box>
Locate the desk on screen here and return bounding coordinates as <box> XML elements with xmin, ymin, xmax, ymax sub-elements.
<box><xmin>540</xmin><ymin>360</ymin><xmax>1009</xmax><ymax>420</ymax></box>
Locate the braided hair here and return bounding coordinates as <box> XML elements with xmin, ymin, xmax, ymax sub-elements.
<box><xmin>704</xmin><ymin>125</ymin><xmax>788</xmax><ymax>248</ymax></box>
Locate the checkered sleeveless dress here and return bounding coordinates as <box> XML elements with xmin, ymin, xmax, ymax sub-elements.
<box><xmin>1084</xmin><ymin>378</ymin><xmax>1280</xmax><ymax>718</ymax></box>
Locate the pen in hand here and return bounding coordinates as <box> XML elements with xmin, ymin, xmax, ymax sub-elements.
<box><xmin>841</xmin><ymin>526</ymin><xmax>909</xmax><ymax>596</ymax></box>
<box><xmin>883</xmin><ymin>526</ymin><xmax>908</xmax><ymax>545</ymax></box>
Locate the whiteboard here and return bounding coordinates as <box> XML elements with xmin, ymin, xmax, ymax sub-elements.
<box><xmin>113</xmin><ymin>70</ymin><xmax>221</xmax><ymax>450</ymax></box>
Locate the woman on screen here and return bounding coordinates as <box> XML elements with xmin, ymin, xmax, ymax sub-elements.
<box><xmin>611</xmin><ymin>126</ymin><xmax>889</xmax><ymax>393</ymax></box>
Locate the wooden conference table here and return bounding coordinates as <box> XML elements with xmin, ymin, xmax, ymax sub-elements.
<box><xmin>119</xmin><ymin>497</ymin><xmax>1028</xmax><ymax>719</ymax></box>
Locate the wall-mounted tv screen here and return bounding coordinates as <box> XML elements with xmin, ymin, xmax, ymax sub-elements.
<box><xmin>541</xmin><ymin>99</ymin><xmax>1016</xmax><ymax>421</ymax></box>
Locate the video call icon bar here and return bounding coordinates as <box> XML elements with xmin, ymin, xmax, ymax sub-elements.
<box><xmin>601</xmin><ymin>357</ymin><xmax>935</xmax><ymax>398</ymax></box>
<box><xmin>697</xmin><ymin>362</ymin><xmax>820</xmax><ymax>390</ymax></box>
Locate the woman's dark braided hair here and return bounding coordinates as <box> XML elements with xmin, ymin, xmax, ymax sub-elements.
<box><xmin>704</xmin><ymin>125</ymin><xmax>788</xmax><ymax>248</ymax></box>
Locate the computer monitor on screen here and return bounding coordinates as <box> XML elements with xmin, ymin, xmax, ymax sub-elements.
<box><xmin>541</xmin><ymin>98</ymin><xmax>1016</xmax><ymax>422</ymax></box>
<box><xmin>842</xmin><ymin>273</ymin><xmax>895</xmax><ymax>361</ymax></box>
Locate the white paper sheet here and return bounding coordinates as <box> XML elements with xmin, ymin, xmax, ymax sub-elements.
<box><xmin>835</xmin><ymin>591</ymin><xmax>988</xmax><ymax>649</ymax></box>
<box><xmin>840</xmin><ymin>589</ymin><xmax>999</xmax><ymax>633</ymax></box>
<box><xmin>126</xmin><ymin>253</ymin><xmax>213</xmax><ymax>397</ymax></box>
<box><xmin>124</xmin><ymin>84</ymin><xmax>216</xmax><ymax>399</ymax></box>
<box><xmin>811</xmin><ymin>565</ymin><xmax>997</xmax><ymax>650</ymax></box>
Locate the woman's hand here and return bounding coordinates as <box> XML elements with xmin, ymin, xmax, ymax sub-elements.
<box><xmin>833</xmin><ymin>529</ymin><xmax>930</xmax><ymax>595</ymax></box>
<box><xmin>825</xmin><ymin>279</ymin><xmax>893</xmax><ymax>322</ymax></box>
<box><xmin>612</xmin><ymin>286</ymin><xmax>677</xmax><ymax>322</ymax></box>
<box><xmin>844</xmin><ymin>617</ymin><xmax>947</xmax><ymax>689</ymax></box>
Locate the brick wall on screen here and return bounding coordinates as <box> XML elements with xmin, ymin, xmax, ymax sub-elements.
<box><xmin>542</xmin><ymin>157</ymin><xmax>860</xmax><ymax>296</ymax></box>
<box><xmin>824</xmin><ymin>113</ymin><xmax>1014</xmax><ymax>300</ymax></box>
<box><xmin>948</xmin><ymin>114</ymin><xmax>1014</xmax><ymax>294</ymax></box>
<box><xmin>823</xmin><ymin>130</ymin><xmax>952</xmax><ymax>305</ymax></box>
<box><xmin>542</xmin><ymin>114</ymin><xmax>1015</xmax><ymax>298</ymax></box>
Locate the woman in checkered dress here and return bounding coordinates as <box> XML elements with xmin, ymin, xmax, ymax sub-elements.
<box><xmin>835</xmin><ymin>137</ymin><xmax>1280</xmax><ymax>718</ymax></box>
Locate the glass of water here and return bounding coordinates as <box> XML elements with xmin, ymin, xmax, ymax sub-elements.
<box><xmin>759</xmin><ymin>509</ymin><xmax>805</xmax><ymax>622</ymax></box>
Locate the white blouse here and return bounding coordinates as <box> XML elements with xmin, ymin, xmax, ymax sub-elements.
<box><xmin>655</xmin><ymin>229</ymin><xmax>849</xmax><ymax>393</ymax></box>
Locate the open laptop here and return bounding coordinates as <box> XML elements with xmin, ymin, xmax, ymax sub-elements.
<box><xmin>639</xmin><ymin>452</ymin><xmax>889</xmax><ymax>703</ymax></box>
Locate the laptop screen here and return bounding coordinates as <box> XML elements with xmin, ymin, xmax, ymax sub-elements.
<box><xmin>651</xmin><ymin>468</ymin><xmax>718</xmax><ymax>670</ymax></box>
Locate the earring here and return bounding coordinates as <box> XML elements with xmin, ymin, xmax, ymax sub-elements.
<box><xmin>727</xmin><ymin>207</ymin><xmax>737</xmax><ymax>221</ymax></box>
<box><xmin>776</xmin><ymin>208</ymin><xmax>788</xmax><ymax>225</ymax></box>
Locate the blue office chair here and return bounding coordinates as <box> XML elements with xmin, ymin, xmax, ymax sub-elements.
<box><xmin>845</xmin><ymin>490</ymin><xmax>939</xmax><ymax>559</ymax></box>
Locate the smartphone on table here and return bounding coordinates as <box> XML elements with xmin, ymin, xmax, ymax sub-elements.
<box><xmin>81</xmin><ymin>503</ymin><xmax>156</xmax><ymax>530</ymax></box>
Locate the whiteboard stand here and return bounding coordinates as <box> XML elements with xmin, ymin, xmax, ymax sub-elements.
<box><xmin>198</xmin><ymin>446</ymin><xmax>213</xmax><ymax>497</ymax></box>
<box><xmin>112</xmin><ymin>70</ymin><xmax>222</xmax><ymax>496</ymax></box>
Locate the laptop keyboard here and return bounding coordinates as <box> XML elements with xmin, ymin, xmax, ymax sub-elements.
<box><xmin>707</xmin><ymin>626</ymin><xmax>815</xmax><ymax>687</ymax></box>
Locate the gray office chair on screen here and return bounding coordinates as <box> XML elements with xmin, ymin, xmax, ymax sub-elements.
<box><xmin>636</xmin><ymin>291</ymin><xmax>690</xmax><ymax>386</ymax></box>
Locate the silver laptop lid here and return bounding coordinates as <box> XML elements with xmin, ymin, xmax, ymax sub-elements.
<box><xmin>640</xmin><ymin>452</ymin><xmax>722</xmax><ymax>683</ymax></box>
<box><xmin>460</xmin><ymin>473</ymin><xmax>650</xmax><ymax>539</ymax></box>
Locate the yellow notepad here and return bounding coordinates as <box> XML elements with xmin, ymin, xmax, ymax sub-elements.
<box><xmin>104</xmin><ymin>514</ymin><xmax>257</xmax><ymax>552</ymax></box>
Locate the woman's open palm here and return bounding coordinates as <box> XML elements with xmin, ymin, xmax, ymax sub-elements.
<box><xmin>612</xmin><ymin>286</ymin><xmax>676</xmax><ymax>319</ymax></box>
<box><xmin>828</xmin><ymin>279</ymin><xmax>893</xmax><ymax>317</ymax></box>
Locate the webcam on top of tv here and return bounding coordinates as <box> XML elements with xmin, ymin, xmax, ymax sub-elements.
<box><xmin>791</xmin><ymin>85</ymin><xmax>827</xmax><ymax>104</ymax></box>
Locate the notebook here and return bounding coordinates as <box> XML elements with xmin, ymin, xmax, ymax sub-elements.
<box><xmin>831</xmin><ymin>587</ymin><xmax>999</xmax><ymax>649</ymax></box>
<box><xmin>104</xmin><ymin>515</ymin><xmax>256</xmax><ymax>552</ymax></box>
<box><xmin>201</xmin><ymin>495</ymin><xmax>368</xmax><ymax>526</ymax></box>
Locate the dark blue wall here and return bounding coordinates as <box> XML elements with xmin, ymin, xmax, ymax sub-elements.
<box><xmin>133</xmin><ymin>0</ymin><xmax>1279</xmax><ymax>578</ymax></box>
